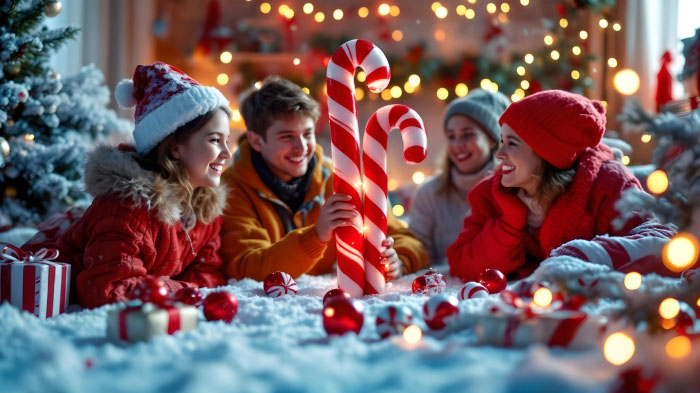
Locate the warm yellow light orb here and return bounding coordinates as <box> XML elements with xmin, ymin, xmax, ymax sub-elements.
<box><xmin>381</xmin><ymin>89</ymin><xmax>392</xmax><ymax>101</ymax></box>
<box><xmin>332</xmin><ymin>9</ymin><xmax>343</xmax><ymax>20</ymax></box>
<box><xmin>603</xmin><ymin>332</ymin><xmax>635</xmax><ymax>365</ymax></box>
<box><xmin>278</xmin><ymin>4</ymin><xmax>290</xmax><ymax>15</ymax></box>
<box><xmin>641</xmin><ymin>134</ymin><xmax>652</xmax><ymax>143</ymax></box>
<box><xmin>390</xmin><ymin>86</ymin><xmax>402</xmax><ymax>98</ymax></box>
<box><xmin>220</xmin><ymin>51</ymin><xmax>233</xmax><ymax>64</ymax></box>
<box><xmin>356</xmin><ymin>71</ymin><xmax>366</xmax><ymax>83</ymax></box>
<box><xmin>480</xmin><ymin>79</ymin><xmax>492</xmax><ymax>90</ymax></box>
<box><xmin>516</xmin><ymin>66</ymin><xmax>526</xmax><ymax>76</ymax></box>
<box><xmin>659</xmin><ymin>298</ymin><xmax>680</xmax><ymax>319</ymax></box>
<box><xmin>520</xmin><ymin>0</ymin><xmax>529</xmax><ymax>5</ymax></box>
<box><xmin>378</xmin><ymin>3</ymin><xmax>391</xmax><ymax>16</ymax></box>
<box><xmin>580</xmin><ymin>30</ymin><xmax>588</xmax><ymax>39</ymax></box>
<box><xmin>431</xmin><ymin>2</ymin><xmax>441</xmax><ymax>11</ymax></box>
<box><xmin>501</xmin><ymin>3</ymin><xmax>510</xmax><ymax>12</ymax></box>
<box><xmin>624</xmin><ymin>272</ymin><xmax>642</xmax><ymax>290</ymax></box>
<box><xmin>647</xmin><ymin>169</ymin><xmax>669</xmax><ymax>195</ymax></box>
<box><xmin>302</xmin><ymin>3</ymin><xmax>313</xmax><ymax>14</ymax></box>
<box><xmin>231</xmin><ymin>109</ymin><xmax>242</xmax><ymax>123</ymax></box>
<box><xmin>456</xmin><ymin>5</ymin><xmax>467</xmax><ymax>15</ymax></box>
<box><xmin>437</xmin><ymin>88</ymin><xmax>449</xmax><ymax>100</ymax></box>
<box><xmin>260</xmin><ymin>2</ymin><xmax>271</xmax><ymax>14</ymax></box>
<box><xmin>358</xmin><ymin>7</ymin><xmax>369</xmax><ymax>18</ymax></box>
<box><xmin>544</xmin><ymin>35</ymin><xmax>554</xmax><ymax>46</ymax></box>
<box><xmin>524</xmin><ymin>54</ymin><xmax>534</xmax><ymax>64</ymax></box>
<box><xmin>666</xmin><ymin>336</ymin><xmax>692</xmax><ymax>359</ymax></box>
<box><xmin>302</xmin><ymin>87</ymin><xmax>310</xmax><ymax>95</ymax></box>
<box><xmin>389</xmin><ymin>5</ymin><xmax>400</xmax><ymax>16</ymax></box>
<box><xmin>293</xmin><ymin>57</ymin><xmax>301</xmax><ymax>66</ymax></box>
<box><xmin>559</xmin><ymin>18</ymin><xmax>568</xmax><ymax>28</ymax></box>
<box><xmin>412</xmin><ymin>171</ymin><xmax>426</xmax><ymax>184</ymax></box>
<box><xmin>355</xmin><ymin>87</ymin><xmax>365</xmax><ymax>101</ymax></box>
<box><xmin>465</xmin><ymin>9</ymin><xmax>475</xmax><ymax>19</ymax></box>
<box><xmin>388</xmin><ymin>179</ymin><xmax>398</xmax><ymax>191</ymax></box>
<box><xmin>532</xmin><ymin>287</ymin><xmax>553</xmax><ymax>307</ymax></box>
<box><xmin>572</xmin><ymin>46</ymin><xmax>581</xmax><ymax>55</ymax></box>
<box><xmin>608</xmin><ymin>58</ymin><xmax>618</xmax><ymax>68</ymax></box>
<box><xmin>613</xmin><ymin>69</ymin><xmax>640</xmax><ymax>95</ymax></box>
<box><xmin>599</xmin><ymin>19</ymin><xmax>609</xmax><ymax>28</ymax></box>
<box><xmin>392</xmin><ymin>30</ymin><xmax>403</xmax><ymax>41</ymax></box>
<box><xmin>486</xmin><ymin>3</ymin><xmax>497</xmax><ymax>13</ymax></box>
<box><xmin>392</xmin><ymin>204</ymin><xmax>405</xmax><ymax>217</ymax></box>
<box><xmin>216</xmin><ymin>73</ymin><xmax>229</xmax><ymax>86</ymax></box>
<box><xmin>663</xmin><ymin>233</ymin><xmax>700</xmax><ymax>272</ymax></box>
<box><xmin>408</xmin><ymin>74</ymin><xmax>421</xmax><ymax>87</ymax></box>
<box><xmin>571</xmin><ymin>70</ymin><xmax>581</xmax><ymax>80</ymax></box>
<box><xmin>551</xmin><ymin>50</ymin><xmax>560</xmax><ymax>60</ymax></box>
<box><xmin>314</xmin><ymin>11</ymin><xmax>325</xmax><ymax>22</ymax></box>
<box><xmin>621</xmin><ymin>156</ymin><xmax>630</xmax><ymax>165</ymax></box>
<box><xmin>436</xmin><ymin>6</ymin><xmax>448</xmax><ymax>18</ymax></box>
<box><xmin>435</xmin><ymin>29</ymin><xmax>446</xmax><ymax>41</ymax></box>
<box><xmin>403</xmin><ymin>325</ymin><xmax>422</xmax><ymax>343</ymax></box>
<box><xmin>455</xmin><ymin>83</ymin><xmax>469</xmax><ymax>97</ymax></box>
<box><xmin>404</xmin><ymin>82</ymin><xmax>416</xmax><ymax>94</ymax></box>
<box><xmin>613</xmin><ymin>23</ymin><xmax>622</xmax><ymax>32</ymax></box>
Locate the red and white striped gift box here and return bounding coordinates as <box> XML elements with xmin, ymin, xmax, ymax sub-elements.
<box><xmin>107</xmin><ymin>302</ymin><xmax>197</xmax><ymax>342</ymax></box>
<box><xmin>0</xmin><ymin>245</ymin><xmax>70</xmax><ymax>319</ymax></box>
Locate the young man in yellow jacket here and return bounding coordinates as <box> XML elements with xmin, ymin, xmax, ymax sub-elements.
<box><xmin>220</xmin><ymin>76</ymin><xmax>428</xmax><ymax>281</ymax></box>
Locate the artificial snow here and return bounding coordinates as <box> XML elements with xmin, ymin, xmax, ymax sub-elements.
<box><xmin>0</xmin><ymin>265</ymin><xmax>629</xmax><ymax>393</ymax></box>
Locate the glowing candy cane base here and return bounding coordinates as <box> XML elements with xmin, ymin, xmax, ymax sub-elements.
<box><xmin>362</xmin><ymin>105</ymin><xmax>427</xmax><ymax>294</ymax></box>
<box><xmin>327</xmin><ymin>39</ymin><xmax>391</xmax><ymax>297</ymax></box>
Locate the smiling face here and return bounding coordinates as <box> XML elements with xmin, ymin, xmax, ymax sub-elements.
<box><xmin>496</xmin><ymin>124</ymin><xmax>544</xmax><ymax>195</ymax></box>
<box><xmin>170</xmin><ymin>110</ymin><xmax>232</xmax><ymax>189</ymax></box>
<box><xmin>445</xmin><ymin>114</ymin><xmax>496</xmax><ymax>174</ymax></box>
<box><xmin>248</xmin><ymin>114</ymin><xmax>316</xmax><ymax>182</ymax></box>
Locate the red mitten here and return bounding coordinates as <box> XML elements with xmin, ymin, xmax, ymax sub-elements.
<box><xmin>492</xmin><ymin>171</ymin><xmax>528</xmax><ymax>229</ymax></box>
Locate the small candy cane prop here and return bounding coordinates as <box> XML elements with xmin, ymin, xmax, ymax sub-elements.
<box><xmin>327</xmin><ymin>39</ymin><xmax>390</xmax><ymax>297</ymax></box>
<box><xmin>362</xmin><ymin>105</ymin><xmax>427</xmax><ymax>294</ymax></box>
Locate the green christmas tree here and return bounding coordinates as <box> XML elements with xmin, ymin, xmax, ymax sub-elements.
<box><xmin>0</xmin><ymin>0</ymin><xmax>130</xmax><ymax>227</ymax></box>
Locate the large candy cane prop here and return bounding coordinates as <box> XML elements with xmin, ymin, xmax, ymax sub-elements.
<box><xmin>327</xmin><ymin>39</ymin><xmax>390</xmax><ymax>297</ymax></box>
<box><xmin>362</xmin><ymin>105</ymin><xmax>427</xmax><ymax>294</ymax></box>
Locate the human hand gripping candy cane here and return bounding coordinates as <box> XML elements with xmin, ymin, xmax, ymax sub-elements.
<box><xmin>362</xmin><ymin>105</ymin><xmax>427</xmax><ymax>294</ymax></box>
<box><xmin>326</xmin><ymin>39</ymin><xmax>391</xmax><ymax>297</ymax></box>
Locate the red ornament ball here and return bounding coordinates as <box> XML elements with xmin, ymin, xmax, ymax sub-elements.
<box><xmin>459</xmin><ymin>281</ymin><xmax>489</xmax><ymax>300</ymax></box>
<box><xmin>175</xmin><ymin>287</ymin><xmax>203</xmax><ymax>306</ymax></box>
<box><xmin>422</xmin><ymin>294</ymin><xmax>459</xmax><ymax>330</ymax></box>
<box><xmin>202</xmin><ymin>291</ymin><xmax>239</xmax><ymax>323</ymax></box>
<box><xmin>478</xmin><ymin>268</ymin><xmax>507</xmax><ymax>294</ymax></box>
<box><xmin>323</xmin><ymin>298</ymin><xmax>364</xmax><ymax>336</ymax></box>
<box><xmin>412</xmin><ymin>271</ymin><xmax>447</xmax><ymax>295</ymax></box>
<box><xmin>323</xmin><ymin>288</ymin><xmax>350</xmax><ymax>307</ymax></box>
<box><xmin>263</xmin><ymin>271</ymin><xmax>298</xmax><ymax>297</ymax></box>
<box><xmin>128</xmin><ymin>277</ymin><xmax>169</xmax><ymax>305</ymax></box>
<box><xmin>375</xmin><ymin>305</ymin><xmax>414</xmax><ymax>339</ymax></box>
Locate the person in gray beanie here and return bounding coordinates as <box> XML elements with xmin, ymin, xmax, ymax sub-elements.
<box><xmin>409</xmin><ymin>89</ymin><xmax>510</xmax><ymax>266</ymax></box>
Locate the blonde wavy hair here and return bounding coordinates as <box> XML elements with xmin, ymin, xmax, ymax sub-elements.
<box><xmin>138</xmin><ymin>107</ymin><xmax>228</xmax><ymax>224</ymax></box>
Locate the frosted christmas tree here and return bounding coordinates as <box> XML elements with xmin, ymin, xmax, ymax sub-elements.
<box><xmin>0</xmin><ymin>0</ymin><xmax>130</xmax><ymax>227</ymax></box>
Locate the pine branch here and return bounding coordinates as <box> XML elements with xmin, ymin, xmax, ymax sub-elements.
<box><xmin>37</xmin><ymin>25</ymin><xmax>79</xmax><ymax>52</ymax></box>
<box><xmin>9</xmin><ymin>0</ymin><xmax>53</xmax><ymax>35</ymax></box>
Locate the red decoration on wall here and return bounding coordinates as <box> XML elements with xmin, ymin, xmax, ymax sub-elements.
<box><xmin>656</xmin><ymin>51</ymin><xmax>674</xmax><ymax>112</ymax></box>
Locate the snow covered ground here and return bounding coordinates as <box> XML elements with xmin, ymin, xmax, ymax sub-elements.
<box><xmin>0</xmin><ymin>264</ymin><xmax>628</xmax><ymax>393</ymax></box>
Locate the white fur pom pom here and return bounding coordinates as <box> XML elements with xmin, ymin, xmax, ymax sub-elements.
<box><xmin>115</xmin><ymin>79</ymin><xmax>138</xmax><ymax>108</ymax></box>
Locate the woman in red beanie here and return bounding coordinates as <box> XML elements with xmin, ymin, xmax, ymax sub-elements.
<box><xmin>446</xmin><ymin>90</ymin><xmax>676</xmax><ymax>282</ymax></box>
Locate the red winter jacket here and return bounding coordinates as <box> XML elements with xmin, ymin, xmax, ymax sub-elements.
<box><xmin>447</xmin><ymin>144</ymin><xmax>675</xmax><ymax>282</ymax></box>
<box><xmin>22</xmin><ymin>145</ymin><xmax>228</xmax><ymax>308</ymax></box>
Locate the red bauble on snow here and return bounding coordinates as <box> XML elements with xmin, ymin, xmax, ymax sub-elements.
<box><xmin>323</xmin><ymin>298</ymin><xmax>364</xmax><ymax>336</ymax></box>
<box><xmin>202</xmin><ymin>291</ymin><xmax>239</xmax><ymax>323</ymax></box>
<box><xmin>375</xmin><ymin>305</ymin><xmax>414</xmax><ymax>339</ymax></box>
<box><xmin>423</xmin><ymin>294</ymin><xmax>459</xmax><ymax>330</ymax></box>
<box><xmin>675</xmin><ymin>301</ymin><xmax>697</xmax><ymax>334</ymax></box>
<box><xmin>323</xmin><ymin>288</ymin><xmax>350</xmax><ymax>307</ymax></box>
<box><xmin>459</xmin><ymin>282</ymin><xmax>489</xmax><ymax>300</ymax></box>
<box><xmin>127</xmin><ymin>277</ymin><xmax>169</xmax><ymax>305</ymax></box>
<box><xmin>175</xmin><ymin>287</ymin><xmax>203</xmax><ymax>306</ymax></box>
<box><xmin>263</xmin><ymin>271</ymin><xmax>298</xmax><ymax>297</ymax></box>
<box><xmin>412</xmin><ymin>271</ymin><xmax>447</xmax><ymax>295</ymax></box>
<box><xmin>478</xmin><ymin>269</ymin><xmax>507</xmax><ymax>294</ymax></box>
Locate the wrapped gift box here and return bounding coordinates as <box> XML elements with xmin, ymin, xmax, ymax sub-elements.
<box><xmin>107</xmin><ymin>302</ymin><xmax>197</xmax><ymax>342</ymax></box>
<box><xmin>474</xmin><ymin>309</ymin><xmax>607</xmax><ymax>349</ymax></box>
<box><xmin>0</xmin><ymin>245</ymin><xmax>70</xmax><ymax>318</ymax></box>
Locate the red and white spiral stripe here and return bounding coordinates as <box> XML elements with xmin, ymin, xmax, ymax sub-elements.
<box><xmin>362</xmin><ymin>104</ymin><xmax>427</xmax><ymax>294</ymax></box>
<box><xmin>327</xmin><ymin>39</ymin><xmax>391</xmax><ymax>297</ymax></box>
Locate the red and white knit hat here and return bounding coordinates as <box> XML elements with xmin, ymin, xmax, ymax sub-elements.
<box><xmin>115</xmin><ymin>61</ymin><xmax>231</xmax><ymax>154</ymax></box>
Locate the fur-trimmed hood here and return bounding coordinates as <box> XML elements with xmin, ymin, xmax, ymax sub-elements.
<box><xmin>84</xmin><ymin>145</ymin><xmax>227</xmax><ymax>226</ymax></box>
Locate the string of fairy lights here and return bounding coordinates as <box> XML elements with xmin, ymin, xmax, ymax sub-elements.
<box><xmin>199</xmin><ymin>1</ymin><xmax>653</xmax><ymax>213</ymax></box>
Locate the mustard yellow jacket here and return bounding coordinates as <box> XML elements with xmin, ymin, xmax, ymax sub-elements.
<box><xmin>220</xmin><ymin>137</ymin><xmax>429</xmax><ymax>281</ymax></box>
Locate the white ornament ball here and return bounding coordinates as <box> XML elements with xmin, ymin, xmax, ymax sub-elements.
<box><xmin>423</xmin><ymin>294</ymin><xmax>459</xmax><ymax>330</ymax></box>
<box><xmin>459</xmin><ymin>282</ymin><xmax>489</xmax><ymax>300</ymax></box>
<box><xmin>45</xmin><ymin>1</ymin><xmax>62</xmax><ymax>17</ymax></box>
<box><xmin>375</xmin><ymin>305</ymin><xmax>414</xmax><ymax>339</ymax></box>
<box><xmin>115</xmin><ymin>79</ymin><xmax>138</xmax><ymax>108</ymax></box>
<box><xmin>263</xmin><ymin>271</ymin><xmax>298</xmax><ymax>297</ymax></box>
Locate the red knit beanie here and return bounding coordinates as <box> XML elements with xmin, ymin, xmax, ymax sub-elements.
<box><xmin>498</xmin><ymin>90</ymin><xmax>606</xmax><ymax>169</ymax></box>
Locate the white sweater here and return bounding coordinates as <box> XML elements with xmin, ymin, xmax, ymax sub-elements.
<box><xmin>409</xmin><ymin>161</ymin><xmax>495</xmax><ymax>266</ymax></box>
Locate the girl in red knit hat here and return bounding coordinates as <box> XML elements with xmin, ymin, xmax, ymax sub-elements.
<box><xmin>447</xmin><ymin>90</ymin><xmax>677</xmax><ymax>282</ymax></box>
<box><xmin>22</xmin><ymin>62</ymin><xmax>232</xmax><ymax>308</ymax></box>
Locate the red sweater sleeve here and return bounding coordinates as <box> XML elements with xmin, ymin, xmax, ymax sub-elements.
<box><xmin>446</xmin><ymin>177</ymin><xmax>528</xmax><ymax>282</ymax></box>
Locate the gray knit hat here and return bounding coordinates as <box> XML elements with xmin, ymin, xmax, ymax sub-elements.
<box><xmin>443</xmin><ymin>89</ymin><xmax>510</xmax><ymax>143</ymax></box>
